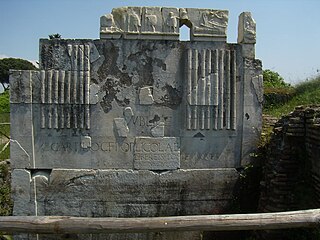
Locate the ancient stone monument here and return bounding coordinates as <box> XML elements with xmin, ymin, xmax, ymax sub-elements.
<box><xmin>10</xmin><ymin>7</ymin><xmax>263</xmax><ymax>239</ymax></box>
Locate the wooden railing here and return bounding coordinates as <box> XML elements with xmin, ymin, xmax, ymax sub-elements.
<box><xmin>1</xmin><ymin>209</ymin><xmax>320</xmax><ymax>234</ymax></box>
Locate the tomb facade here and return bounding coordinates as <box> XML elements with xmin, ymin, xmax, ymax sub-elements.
<box><xmin>10</xmin><ymin>7</ymin><xmax>263</xmax><ymax>240</ymax></box>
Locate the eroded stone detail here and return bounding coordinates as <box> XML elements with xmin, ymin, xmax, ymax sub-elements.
<box><xmin>151</xmin><ymin>122</ymin><xmax>164</xmax><ymax>137</ymax></box>
<box><xmin>10</xmin><ymin>139</ymin><xmax>31</xmax><ymax>168</ymax></box>
<box><xmin>252</xmin><ymin>75</ymin><xmax>264</xmax><ymax>103</ymax></box>
<box><xmin>188</xmin><ymin>9</ymin><xmax>228</xmax><ymax>41</ymax></box>
<box><xmin>139</xmin><ymin>86</ymin><xmax>154</xmax><ymax>105</ymax></box>
<box><xmin>100</xmin><ymin>14</ymin><xmax>122</xmax><ymax>38</ymax></box>
<box><xmin>186</xmin><ymin>48</ymin><xmax>236</xmax><ymax>130</ymax></box>
<box><xmin>100</xmin><ymin>7</ymin><xmax>228</xmax><ymax>41</ymax></box>
<box><xmin>81</xmin><ymin>136</ymin><xmax>92</xmax><ymax>149</ymax></box>
<box><xmin>123</xmin><ymin>107</ymin><xmax>134</xmax><ymax>122</ymax></box>
<box><xmin>10</xmin><ymin>70</ymin><xmax>32</xmax><ymax>104</ymax></box>
<box><xmin>89</xmin><ymin>84</ymin><xmax>100</xmax><ymax>104</ymax></box>
<box><xmin>114</xmin><ymin>118</ymin><xmax>129</xmax><ymax>137</ymax></box>
<box><xmin>39</xmin><ymin>69</ymin><xmax>91</xmax><ymax>129</ymax></box>
<box><xmin>238</xmin><ymin>12</ymin><xmax>256</xmax><ymax>44</ymax></box>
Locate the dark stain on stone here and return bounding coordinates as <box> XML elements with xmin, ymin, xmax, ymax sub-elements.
<box><xmin>127</xmin><ymin>54</ymin><xmax>154</xmax><ymax>89</ymax></box>
<box><xmin>127</xmin><ymin>42</ymin><xmax>169</xmax><ymax>89</ymax></box>
<box><xmin>154</xmin><ymin>58</ymin><xmax>166</xmax><ymax>71</ymax></box>
<box><xmin>140</xmin><ymin>56</ymin><xmax>154</xmax><ymax>87</ymax></box>
<box><xmin>159</xmin><ymin>84</ymin><xmax>182</xmax><ymax>109</ymax></box>
<box><xmin>245</xmin><ymin>113</ymin><xmax>250</xmax><ymax>120</ymax></box>
<box><xmin>100</xmin><ymin>77</ymin><xmax>131</xmax><ymax>112</ymax></box>
<box><xmin>98</xmin><ymin>42</ymin><xmax>132</xmax><ymax>86</ymax></box>
<box><xmin>100</xmin><ymin>78</ymin><xmax>119</xmax><ymax>113</ymax></box>
<box><xmin>40</xmin><ymin>44</ymin><xmax>54</xmax><ymax>69</ymax></box>
<box><xmin>117</xmin><ymin>98</ymin><xmax>130</xmax><ymax>107</ymax></box>
<box><xmin>97</xmin><ymin>42</ymin><xmax>132</xmax><ymax>112</ymax></box>
<box><xmin>149</xmin><ymin>114</ymin><xmax>161</xmax><ymax>124</ymax></box>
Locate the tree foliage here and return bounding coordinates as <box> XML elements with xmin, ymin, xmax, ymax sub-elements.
<box><xmin>49</xmin><ymin>33</ymin><xmax>61</xmax><ymax>39</ymax></box>
<box><xmin>263</xmin><ymin>69</ymin><xmax>291</xmax><ymax>88</ymax></box>
<box><xmin>0</xmin><ymin>90</ymin><xmax>9</xmax><ymax>114</ymax></box>
<box><xmin>0</xmin><ymin>58</ymin><xmax>37</xmax><ymax>90</ymax></box>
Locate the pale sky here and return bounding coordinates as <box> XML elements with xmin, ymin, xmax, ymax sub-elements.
<box><xmin>1</xmin><ymin>0</ymin><xmax>319</xmax><ymax>84</ymax></box>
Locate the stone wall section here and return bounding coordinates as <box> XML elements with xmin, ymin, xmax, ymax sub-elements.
<box><xmin>257</xmin><ymin>106</ymin><xmax>320</xmax><ymax>239</ymax></box>
<box><xmin>259</xmin><ymin>106</ymin><xmax>320</xmax><ymax>212</ymax></box>
<box><xmin>305</xmin><ymin>107</ymin><xmax>320</xmax><ymax>206</ymax></box>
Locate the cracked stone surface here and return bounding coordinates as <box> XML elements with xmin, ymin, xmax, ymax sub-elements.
<box><xmin>10</xmin><ymin>6</ymin><xmax>262</xmax><ymax>240</ymax></box>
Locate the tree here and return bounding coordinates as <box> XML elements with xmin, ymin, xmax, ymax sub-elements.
<box><xmin>0</xmin><ymin>58</ymin><xmax>37</xmax><ymax>90</ymax></box>
<box><xmin>49</xmin><ymin>33</ymin><xmax>61</xmax><ymax>39</ymax></box>
<box><xmin>263</xmin><ymin>69</ymin><xmax>291</xmax><ymax>88</ymax></box>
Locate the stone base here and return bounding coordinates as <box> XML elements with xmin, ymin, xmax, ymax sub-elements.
<box><xmin>12</xmin><ymin>168</ymin><xmax>239</xmax><ymax>217</ymax></box>
<box><xmin>12</xmin><ymin>168</ymin><xmax>239</xmax><ymax>239</ymax></box>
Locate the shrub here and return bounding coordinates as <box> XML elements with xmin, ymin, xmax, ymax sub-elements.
<box><xmin>263</xmin><ymin>69</ymin><xmax>291</xmax><ymax>88</ymax></box>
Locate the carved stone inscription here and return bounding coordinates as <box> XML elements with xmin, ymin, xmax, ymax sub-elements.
<box><xmin>134</xmin><ymin>137</ymin><xmax>180</xmax><ymax>170</ymax></box>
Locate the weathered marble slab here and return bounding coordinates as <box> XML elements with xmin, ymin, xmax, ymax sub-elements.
<box><xmin>12</xmin><ymin>168</ymin><xmax>239</xmax><ymax>217</ymax></box>
<box><xmin>10</xmin><ymin>38</ymin><xmax>262</xmax><ymax>170</ymax></box>
<box><xmin>238</xmin><ymin>12</ymin><xmax>256</xmax><ymax>44</ymax></box>
<box><xmin>10</xmin><ymin>8</ymin><xmax>262</xmax><ymax>240</ymax></box>
<box><xmin>100</xmin><ymin>7</ymin><xmax>228</xmax><ymax>41</ymax></box>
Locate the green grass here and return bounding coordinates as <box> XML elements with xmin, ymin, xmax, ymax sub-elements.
<box><xmin>264</xmin><ymin>76</ymin><xmax>320</xmax><ymax>118</ymax></box>
<box><xmin>0</xmin><ymin>112</ymin><xmax>10</xmax><ymax>160</ymax></box>
<box><xmin>0</xmin><ymin>91</ymin><xmax>9</xmax><ymax>114</ymax></box>
<box><xmin>0</xmin><ymin>90</ymin><xmax>11</xmax><ymax>222</ymax></box>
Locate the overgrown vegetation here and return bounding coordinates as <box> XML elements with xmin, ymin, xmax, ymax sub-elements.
<box><xmin>264</xmin><ymin>76</ymin><xmax>320</xmax><ymax>117</ymax></box>
<box><xmin>0</xmin><ymin>90</ymin><xmax>11</xmax><ymax>223</ymax></box>
<box><xmin>258</xmin><ymin>70</ymin><xmax>320</xmax><ymax>240</ymax></box>
<box><xmin>0</xmin><ymin>162</ymin><xmax>12</xmax><ymax>216</ymax></box>
<box><xmin>0</xmin><ymin>90</ymin><xmax>9</xmax><ymax>114</ymax></box>
<box><xmin>49</xmin><ymin>33</ymin><xmax>61</xmax><ymax>39</ymax></box>
<box><xmin>0</xmin><ymin>58</ymin><xmax>37</xmax><ymax>90</ymax></box>
<box><xmin>0</xmin><ymin>90</ymin><xmax>10</xmax><ymax>160</ymax></box>
<box><xmin>263</xmin><ymin>69</ymin><xmax>291</xmax><ymax>89</ymax></box>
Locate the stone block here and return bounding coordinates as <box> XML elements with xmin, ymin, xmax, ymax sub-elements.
<box><xmin>9</xmin><ymin>70</ymin><xmax>33</xmax><ymax>104</ymax></box>
<box><xmin>11</xmin><ymin>169</ymin><xmax>34</xmax><ymax>216</ymax></box>
<box><xmin>238</xmin><ymin>12</ymin><xmax>256</xmax><ymax>44</ymax></box>
<box><xmin>186</xmin><ymin>8</ymin><xmax>228</xmax><ymax>42</ymax></box>
<box><xmin>100</xmin><ymin>7</ymin><xmax>228</xmax><ymax>41</ymax></box>
<box><xmin>31</xmin><ymin>168</ymin><xmax>239</xmax><ymax>217</ymax></box>
<box><xmin>134</xmin><ymin>137</ymin><xmax>180</xmax><ymax>170</ymax></box>
<box><xmin>114</xmin><ymin>118</ymin><xmax>129</xmax><ymax>137</ymax></box>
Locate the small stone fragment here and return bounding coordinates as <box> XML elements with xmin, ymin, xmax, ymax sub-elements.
<box><xmin>81</xmin><ymin>136</ymin><xmax>92</xmax><ymax>149</ymax></box>
<box><xmin>151</xmin><ymin>122</ymin><xmax>164</xmax><ymax>137</ymax></box>
<box><xmin>238</xmin><ymin>12</ymin><xmax>256</xmax><ymax>44</ymax></box>
<box><xmin>139</xmin><ymin>86</ymin><xmax>154</xmax><ymax>105</ymax></box>
<box><xmin>89</xmin><ymin>84</ymin><xmax>100</xmax><ymax>104</ymax></box>
<box><xmin>123</xmin><ymin>107</ymin><xmax>134</xmax><ymax>122</ymax></box>
<box><xmin>114</xmin><ymin>118</ymin><xmax>129</xmax><ymax>137</ymax></box>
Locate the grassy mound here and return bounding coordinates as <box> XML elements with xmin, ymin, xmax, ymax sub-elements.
<box><xmin>264</xmin><ymin>76</ymin><xmax>320</xmax><ymax>117</ymax></box>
